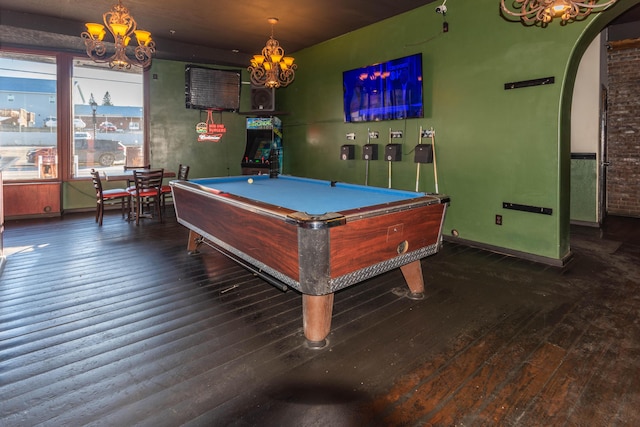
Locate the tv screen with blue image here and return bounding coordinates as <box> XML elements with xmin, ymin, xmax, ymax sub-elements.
<box><xmin>343</xmin><ymin>53</ymin><xmax>423</xmax><ymax>123</ymax></box>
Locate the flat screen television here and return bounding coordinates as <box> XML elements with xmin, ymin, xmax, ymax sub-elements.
<box><xmin>185</xmin><ymin>65</ymin><xmax>241</xmax><ymax>111</ymax></box>
<box><xmin>343</xmin><ymin>53</ymin><xmax>423</xmax><ymax>123</ymax></box>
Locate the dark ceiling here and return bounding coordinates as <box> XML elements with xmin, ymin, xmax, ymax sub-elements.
<box><xmin>0</xmin><ymin>0</ymin><xmax>441</xmax><ymax>66</ymax></box>
<box><xmin>0</xmin><ymin>0</ymin><xmax>639</xmax><ymax>67</ymax></box>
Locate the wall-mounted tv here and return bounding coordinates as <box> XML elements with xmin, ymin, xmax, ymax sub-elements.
<box><xmin>185</xmin><ymin>65</ymin><xmax>241</xmax><ymax>111</ymax></box>
<box><xmin>343</xmin><ymin>53</ymin><xmax>423</xmax><ymax>123</ymax></box>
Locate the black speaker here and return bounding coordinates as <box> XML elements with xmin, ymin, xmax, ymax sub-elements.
<box><xmin>250</xmin><ymin>85</ymin><xmax>275</xmax><ymax>111</ymax></box>
<box><xmin>341</xmin><ymin>144</ymin><xmax>355</xmax><ymax>160</ymax></box>
<box><xmin>414</xmin><ymin>144</ymin><xmax>433</xmax><ymax>163</ymax></box>
<box><xmin>385</xmin><ymin>144</ymin><xmax>402</xmax><ymax>161</ymax></box>
<box><xmin>362</xmin><ymin>144</ymin><xmax>378</xmax><ymax>160</ymax></box>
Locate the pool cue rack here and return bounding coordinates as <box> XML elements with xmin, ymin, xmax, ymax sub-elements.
<box><xmin>414</xmin><ymin>127</ymin><xmax>437</xmax><ymax>192</ymax></box>
<box><xmin>385</xmin><ymin>129</ymin><xmax>403</xmax><ymax>188</ymax></box>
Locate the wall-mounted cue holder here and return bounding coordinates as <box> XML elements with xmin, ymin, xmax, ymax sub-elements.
<box><xmin>389</xmin><ymin>130</ymin><xmax>403</xmax><ymax>139</ymax></box>
<box><xmin>503</xmin><ymin>202</ymin><xmax>552</xmax><ymax>215</ymax></box>
<box><xmin>341</xmin><ymin>144</ymin><xmax>355</xmax><ymax>160</ymax></box>
<box><xmin>504</xmin><ymin>76</ymin><xmax>555</xmax><ymax>90</ymax></box>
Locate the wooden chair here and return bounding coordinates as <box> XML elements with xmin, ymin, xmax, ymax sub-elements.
<box><xmin>124</xmin><ymin>164</ymin><xmax>150</xmax><ymax>189</ymax></box>
<box><xmin>129</xmin><ymin>169</ymin><xmax>164</xmax><ymax>225</ymax></box>
<box><xmin>124</xmin><ymin>164</ymin><xmax>150</xmax><ymax>170</ymax></box>
<box><xmin>161</xmin><ymin>164</ymin><xmax>190</xmax><ymax>211</ymax></box>
<box><xmin>90</xmin><ymin>169</ymin><xmax>130</xmax><ymax>226</ymax></box>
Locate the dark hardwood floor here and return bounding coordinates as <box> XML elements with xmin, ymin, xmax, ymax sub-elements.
<box><xmin>1</xmin><ymin>210</ymin><xmax>638</xmax><ymax>426</ymax></box>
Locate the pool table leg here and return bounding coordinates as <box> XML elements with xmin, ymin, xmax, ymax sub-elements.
<box><xmin>302</xmin><ymin>293</ymin><xmax>334</xmax><ymax>348</ymax></box>
<box><xmin>400</xmin><ymin>260</ymin><xmax>425</xmax><ymax>300</ymax></box>
<box><xmin>187</xmin><ymin>230</ymin><xmax>203</xmax><ymax>254</ymax></box>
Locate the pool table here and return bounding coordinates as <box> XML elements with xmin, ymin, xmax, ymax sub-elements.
<box><xmin>170</xmin><ymin>175</ymin><xmax>449</xmax><ymax>347</ymax></box>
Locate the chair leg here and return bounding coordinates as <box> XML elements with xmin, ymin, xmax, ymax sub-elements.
<box><xmin>158</xmin><ymin>196</ymin><xmax>163</xmax><ymax>223</ymax></box>
<box><xmin>136</xmin><ymin>196</ymin><xmax>141</xmax><ymax>226</ymax></box>
<box><xmin>98</xmin><ymin>202</ymin><xmax>104</xmax><ymax>226</ymax></box>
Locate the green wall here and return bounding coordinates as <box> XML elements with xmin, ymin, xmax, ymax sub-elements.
<box><xmin>147</xmin><ymin>61</ymin><xmax>251</xmax><ymax>179</ymax></box>
<box><xmin>276</xmin><ymin>0</ymin><xmax>639</xmax><ymax>261</ymax></box>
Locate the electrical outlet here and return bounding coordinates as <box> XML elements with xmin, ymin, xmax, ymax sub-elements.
<box><xmin>495</xmin><ymin>215</ymin><xmax>502</xmax><ymax>225</ymax></box>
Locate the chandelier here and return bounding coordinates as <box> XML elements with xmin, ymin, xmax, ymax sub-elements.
<box><xmin>248</xmin><ymin>18</ymin><xmax>296</xmax><ymax>88</ymax></box>
<box><xmin>500</xmin><ymin>0</ymin><xmax>618</xmax><ymax>25</ymax></box>
<box><xmin>81</xmin><ymin>0</ymin><xmax>155</xmax><ymax>69</ymax></box>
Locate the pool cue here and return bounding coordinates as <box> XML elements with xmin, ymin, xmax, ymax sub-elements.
<box><xmin>365</xmin><ymin>128</ymin><xmax>371</xmax><ymax>186</ymax></box>
<box><xmin>388</xmin><ymin>127</ymin><xmax>393</xmax><ymax>188</ymax></box>
<box><xmin>432</xmin><ymin>131</ymin><xmax>439</xmax><ymax>193</ymax></box>
<box><xmin>365</xmin><ymin>159</ymin><xmax>370</xmax><ymax>186</ymax></box>
<box><xmin>415</xmin><ymin>126</ymin><xmax>423</xmax><ymax>192</ymax></box>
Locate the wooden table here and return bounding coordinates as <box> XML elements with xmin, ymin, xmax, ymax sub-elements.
<box><xmin>103</xmin><ymin>169</ymin><xmax>176</xmax><ymax>223</ymax></box>
<box><xmin>103</xmin><ymin>169</ymin><xmax>176</xmax><ymax>182</ymax></box>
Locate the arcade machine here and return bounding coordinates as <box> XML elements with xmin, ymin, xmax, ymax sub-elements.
<box><xmin>241</xmin><ymin>117</ymin><xmax>283</xmax><ymax>176</ymax></box>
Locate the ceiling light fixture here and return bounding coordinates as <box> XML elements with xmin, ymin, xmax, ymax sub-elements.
<box><xmin>248</xmin><ymin>18</ymin><xmax>296</xmax><ymax>88</ymax></box>
<box><xmin>500</xmin><ymin>0</ymin><xmax>618</xmax><ymax>25</ymax></box>
<box><xmin>81</xmin><ymin>0</ymin><xmax>155</xmax><ymax>69</ymax></box>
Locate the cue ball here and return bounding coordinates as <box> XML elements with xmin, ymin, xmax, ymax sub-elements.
<box><xmin>247</xmin><ymin>178</ymin><xmax>253</xmax><ymax>184</ymax></box>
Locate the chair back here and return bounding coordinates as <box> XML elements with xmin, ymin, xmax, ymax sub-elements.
<box><xmin>125</xmin><ymin>164</ymin><xmax>151</xmax><ymax>171</ymax></box>
<box><xmin>90</xmin><ymin>169</ymin><xmax>103</xmax><ymax>198</ymax></box>
<box><xmin>177</xmin><ymin>164</ymin><xmax>190</xmax><ymax>180</ymax></box>
<box><xmin>133</xmin><ymin>168</ymin><xmax>164</xmax><ymax>195</ymax></box>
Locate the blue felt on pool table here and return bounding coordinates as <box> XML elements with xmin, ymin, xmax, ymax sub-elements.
<box><xmin>189</xmin><ymin>175</ymin><xmax>424</xmax><ymax>215</ymax></box>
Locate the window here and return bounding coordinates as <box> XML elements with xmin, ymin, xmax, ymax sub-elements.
<box><xmin>0</xmin><ymin>51</ymin><xmax>146</xmax><ymax>181</ymax></box>
<box><xmin>72</xmin><ymin>59</ymin><xmax>144</xmax><ymax>178</ymax></box>
<box><xmin>0</xmin><ymin>51</ymin><xmax>57</xmax><ymax>180</ymax></box>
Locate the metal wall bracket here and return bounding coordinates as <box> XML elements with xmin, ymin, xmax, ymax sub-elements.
<box><xmin>503</xmin><ymin>202</ymin><xmax>552</xmax><ymax>215</ymax></box>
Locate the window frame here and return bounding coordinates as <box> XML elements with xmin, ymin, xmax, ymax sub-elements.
<box><xmin>0</xmin><ymin>48</ymin><xmax>149</xmax><ymax>183</ymax></box>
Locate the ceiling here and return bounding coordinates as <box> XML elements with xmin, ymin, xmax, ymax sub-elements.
<box><xmin>0</xmin><ymin>0</ymin><xmax>440</xmax><ymax>66</ymax></box>
<box><xmin>0</xmin><ymin>0</ymin><xmax>639</xmax><ymax>67</ymax></box>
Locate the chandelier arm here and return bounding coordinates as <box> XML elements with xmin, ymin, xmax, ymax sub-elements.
<box><xmin>499</xmin><ymin>0</ymin><xmax>542</xmax><ymax>18</ymax></box>
<box><xmin>501</xmin><ymin>0</ymin><xmax>619</xmax><ymax>23</ymax></box>
<box><xmin>571</xmin><ymin>0</ymin><xmax>617</xmax><ymax>8</ymax></box>
<box><xmin>82</xmin><ymin>33</ymin><xmax>107</xmax><ymax>58</ymax></box>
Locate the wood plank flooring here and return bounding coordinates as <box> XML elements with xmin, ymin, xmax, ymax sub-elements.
<box><xmin>1</xmin><ymin>211</ymin><xmax>638</xmax><ymax>426</ymax></box>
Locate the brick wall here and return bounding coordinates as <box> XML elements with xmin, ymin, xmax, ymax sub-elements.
<box><xmin>607</xmin><ymin>39</ymin><xmax>640</xmax><ymax>217</ymax></box>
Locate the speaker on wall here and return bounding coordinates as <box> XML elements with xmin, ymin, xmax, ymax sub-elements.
<box><xmin>414</xmin><ymin>144</ymin><xmax>433</xmax><ymax>163</ymax></box>
<box><xmin>341</xmin><ymin>144</ymin><xmax>355</xmax><ymax>160</ymax></box>
<box><xmin>385</xmin><ymin>144</ymin><xmax>402</xmax><ymax>161</ymax></box>
<box><xmin>363</xmin><ymin>144</ymin><xmax>379</xmax><ymax>160</ymax></box>
<box><xmin>251</xmin><ymin>85</ymin><xmax>275</xmax><ymax>111</ymax></box>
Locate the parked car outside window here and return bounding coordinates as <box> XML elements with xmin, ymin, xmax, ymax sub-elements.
<box><xmin>26</xmin><ymin>132</ymin><xmax>125</xmax><ymax>167</ymax></box>
<box><xmin>44</xmin><ymin>116</ymin><xmax>57</xmax><ymax>127</ymax></box>
<box><xmin>99</xmin><ymin>121</ymin><xmax>118</xmax><ymax>132</ymax></box>
<box><xmin>74</xmin><ymin>118</ymin><xmax>86</xmax><ymax>129</ymax></box>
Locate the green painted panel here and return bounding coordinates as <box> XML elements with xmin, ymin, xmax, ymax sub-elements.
<box><xmin>570</xmin><ymin>157</ymin><xmax>598</xmax><ymax>223</ymax></box>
